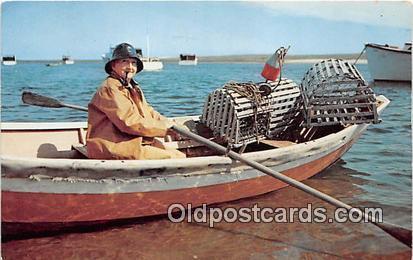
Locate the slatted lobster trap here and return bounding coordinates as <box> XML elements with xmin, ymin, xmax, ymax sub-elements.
<box><xmin>201</xmin><ymin>79</ymin><xmax>302</xmax><ymax>147</ymax></box>
<box><xmin>300</xmin><ymin>59</ymin><xmax>378</xmax><ymax>127</ymax></box>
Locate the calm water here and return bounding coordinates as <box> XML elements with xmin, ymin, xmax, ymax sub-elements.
<box><xmin>1</xmin><ymin>62</ymin><xmax>411</xmax><ymax>258</ymax></box>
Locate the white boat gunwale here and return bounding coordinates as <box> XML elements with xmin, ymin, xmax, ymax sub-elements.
<box><xmin>366</xmin><ymin>43</ymin><xmax>411</xmax><ymax>54</ymax></box>
<box><xmin>1</xmin><ymin>142</ymin><xmax>348</xmax><ymax>194</ymax></box>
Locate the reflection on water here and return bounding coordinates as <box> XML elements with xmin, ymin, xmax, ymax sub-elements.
<box><xmin>1</xmin><ymin>162</ymin><xmax>411</xmax><ymax>258</ymax></box>
<box><xmin>370</xmin><ymin>81</ymin><xmax>412</xmax><ymax>89</ymax></box>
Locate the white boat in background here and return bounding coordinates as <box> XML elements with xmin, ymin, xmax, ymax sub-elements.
<box><xmin>46</xmin><ymin>62</ymin><xmax>61</xmax><ymax>67</ymax></box>
<box><xmin>2</xmin><ymin>55</ymin><xmax>17</xmax><ymax>66</ymax></box>
<box><xmin>62</xmin><ymin>55</ymin><xmax>74</xmax><ymax>65</ymax></box>
<box><xmin>141</xmin><ymin>36</ymin><xmax>163</xmax><ymax>71</ymax></box>
<box><xmin>102</xmin><ymin>46</ymin><xmax>115</xmax><ymax>62</ymax></box>
<box><xmin>179</xmin><ymin>54</ymin><xmax>198</xmax><ymax>65</ymax></box>
<box><xmin>365</xmin><ymin>43</ymin><xmax>411</xmax><ymax>82</ymax></box>
<box><xmin>141</xmin><ymin>57</ymin><xmax>163</xmax><ymax>70</ymax></box>
<box><xmin>102</xmin><ymin>44</ymin><xmax>163</xmax><ymax>71</ymax></box>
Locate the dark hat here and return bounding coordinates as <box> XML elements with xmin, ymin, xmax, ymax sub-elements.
<box><xmin>105</xmin><ymin>43</ymin><xmax>144</xmax><ymax>74</ymax></box>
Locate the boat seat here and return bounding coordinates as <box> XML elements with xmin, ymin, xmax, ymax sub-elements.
<box><xmin>260</xmin><ymin>139</ymin><xmax>296</xmax><ymax>148</ymax></box>
<box><xmin>152</xmin><ymin>137</ymin><xmax>203</xmax><ymax>150</ymax></box>
<box><xmin>72</xmin><ymin>144</ymin><xmax>89</xmax><ymax>158</ymax></box>
<box><xmin>71</xmin><ymin>138</ymin><xmax>204</xmax><ymax>159</ymax></box>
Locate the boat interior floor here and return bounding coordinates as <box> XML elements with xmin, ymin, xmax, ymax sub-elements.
<box><xmin>69</xmin><ymin>122</ymin><xmax>344</xmax><ymax>160</ymax></box>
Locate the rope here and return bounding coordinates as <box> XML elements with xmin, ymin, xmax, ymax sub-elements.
<box><xmin>224</xmin><ymin>81</ymin><xmax>267</xmax><ymax>143</ymax></box>
<box><xmin>353</xmin><ymin>45</ymin><xmax>367</xmax><ymax>65</ymax></box>
<box><xmin>224</xmin><ymin>81</ymin><xmax>264</xmax><ymax>105</ymax></box>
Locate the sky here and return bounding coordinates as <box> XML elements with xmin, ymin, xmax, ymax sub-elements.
<box><xmin>1</xmin><ymin>1</ymin><xmax>412</xmax><ymax>60</ymax></box>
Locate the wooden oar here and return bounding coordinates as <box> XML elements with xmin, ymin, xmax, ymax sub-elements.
<box><xmin>22</xmin><ymin>91</ymin><xmax>88</xmax><ymax>112</ymax></box>
<box><xmin>172</xmin><ymin>125</ymin><xmax>411</xmax><ymax>248</ymax></box>
<box><xmin>21</xmin><ymin>91</ymin><xmax>412</xmax><ymax>248</ymax></box>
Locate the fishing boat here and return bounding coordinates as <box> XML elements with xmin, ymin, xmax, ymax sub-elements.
<box><xmin>101</xmin><ymin>46</ymin><xmax>115</xmax><ymax>62</ymax></box>
<box><xmin>46</xmin><ymin>62</ymin><xmax>61</xmax><ymax>67</ymax></box>
<box><xmin>1</xmin><ymin>94</ymin><xmax>390</xmax><ymax>225</ymax></box>
<box><xmin>365</xmin><ymin>43</ymin><xmax>411</xmax><ymax>82</ymax></box>
<box><xmin>102</xmin><ymin>46</ymin><xmax>163</xmax><ymax>71</ymax></box>
<box><xmin>2</xmin><ymin>55</ymin><xmax>17</xmax><ymax>65</ymax></box>
<box><xmin>141</xmin><ymin>57</ymin><xmax>163</xmax><ymax>70</ymax></box>
<box><xmin>62</xmin><ymin>55</ymin><xmax>74</xmax><ymax>65</ymax></box>
<box><xmin>179</xmin><ymin>54</ymin><xmax>198</xmax><ymax>65</ymax></box>
<box><xmin>141</xmin><ymin>36</ymin><xmax>163</xmax><ymax>71</ymax></box>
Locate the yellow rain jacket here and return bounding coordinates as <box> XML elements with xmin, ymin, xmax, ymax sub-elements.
<box><xmin>86</xmin><ymin>77</ymin><xmax>186</xmax><ymax>160</ymax></box>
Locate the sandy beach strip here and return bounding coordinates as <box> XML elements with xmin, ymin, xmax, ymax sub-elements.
<box><xmin>162</xmin><ymin>54</ymin><xmax>368</xmax><ymax>64</ymax></box>
<box><xmin>285</xmin><ymin>58</ymin><xmax>367</xmax><ymax>64</ymax></box>
<box><xmin>20</xmin><ymin>54</ymin><xmax>368</xmax><ymax>64</ymax></box>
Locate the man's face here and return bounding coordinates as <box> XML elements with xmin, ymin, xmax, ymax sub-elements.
<box><xmin>112</xmin><ymin>58</ymin><xmax>138</xmax><ymax>80</ymax></box>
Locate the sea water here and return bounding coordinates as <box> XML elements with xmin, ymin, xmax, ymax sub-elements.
<box><xmin>1</xmin><ymin>62</ymin><xmax>411</xmax><ymax>258</ymax></box>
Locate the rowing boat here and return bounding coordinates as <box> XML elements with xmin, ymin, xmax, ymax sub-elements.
<box><xmin>1</xmin><ymin>95</ymin><xmax>389</xmax><ymax>225</ymax></box>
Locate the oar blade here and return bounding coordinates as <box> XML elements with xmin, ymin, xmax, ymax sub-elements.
<box><xmin>22</xmin><ymin>91</ymin><xmax>64</xmax><ymax>108</ymax></box>
<box><xmin>375</xmin><ymin>222</ymin><xmax>412</xmax><ymax>248</ymax></box>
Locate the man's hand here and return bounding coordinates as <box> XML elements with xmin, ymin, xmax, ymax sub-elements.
<box><xmin>166</xmin><ymin>124</ymin><xmax>190</xmax><ymax>141</ymax></box>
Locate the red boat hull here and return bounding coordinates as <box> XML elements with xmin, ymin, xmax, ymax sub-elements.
<box><xmin>2</xmin><ymin>143</ymin><xmax>349</xmax><ymax>224</ymax></box>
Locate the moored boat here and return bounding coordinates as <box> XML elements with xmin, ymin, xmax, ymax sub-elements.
<box><xmin>102</xmin><ymin>46</ymin><xmax>163</xmax><ymax>71</ymax></box>
<box><xmin>179</xmin><ymin>54</ymin><xmax>198</xmax><ymax>65</ymax></box>
<box><xmin>141</xmin><ymin>36</ymin><xmax>163</xmax><ymax>71</ymax></box>
<box><xmin>1</xmin><ymin>95</ymin><xmax>390</xmax><ymax>225</ymax></box>
<box><xmin>102</xmin><ymin>46</ymin><xmax>115</xmax><ymax>62</ymax></box>
<box><xmin>62</xmin><ymin>55</ymin><xmax>74</xmax><ymax>65</ymax></box>
<box><xmin>2</xmin><ymin>55</ymin><xmax>17</xmax><ymax>66</ymax></box>
<box><xmin>46</xmin><ymin>63</ymin><xmax>61</xmax><ymax>67</ymax></box>
<box><xmin>141</xmin><ymin>56</ymin><xmax>163</xmax><ymax>70</ymax></box>
<box><xmin>365</xmin><ymin>43</ymin><xmax>411</xmax><ymax>82</ymax></box>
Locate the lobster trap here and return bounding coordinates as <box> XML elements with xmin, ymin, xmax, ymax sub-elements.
<box><xmin>201</xmin><ymin>79</ymin><xmax>302</xmax><ymax>147</ymax></box>
<box><xmin>300</xmin><ymin>59</ymin><xmax>379</xmax><ymax>127</ymax></box>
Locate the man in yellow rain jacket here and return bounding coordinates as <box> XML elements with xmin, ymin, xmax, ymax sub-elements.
<box><xmin>87</xmin><ymin>43</ymin><xmax>186</xmax><ymax>160</ymax></box>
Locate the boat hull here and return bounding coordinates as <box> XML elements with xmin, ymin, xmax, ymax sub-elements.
<box><xmin>143</xmin><ymin>61</ymin><xmax>163</xmax><ymax>70</ymax></box>
<box><xmin>1</xmin><ymin>122</ymin><xmax>364</xmax><ymax>224</ymax></box>
<box><xmin>2</xmin><ymin>61</ymin><xmax>17</xmax><ymax>66</ymax></box>
<box><xmin>179</xmin><ymin>59</ymin><xmax>198</xmax><ymax>65</ymax></box>
<box><xmin>365</xmin><ymin>43</ymin><xmax>411</xmax><ymax>82</ymax></box>
<box><xmin>2</xmin><ymin>142</ymin><xmax>350</xmax><ymax>223</ymax></box>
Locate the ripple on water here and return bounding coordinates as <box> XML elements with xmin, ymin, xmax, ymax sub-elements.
<box><xmin>402</xmin><ymin>124</ymin><xmax>411</xmax><ymax>130</ymax></box>
<box><xmin>369</xmin><ymin>127</ymin><xmax>393</xmax><ymax>134</ymax></box>
<box><xmin>377</xmin><ymin>150</ymin><xmax>407</xmax><ymax>157</ymax></box>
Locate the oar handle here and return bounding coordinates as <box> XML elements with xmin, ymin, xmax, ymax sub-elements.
<box><xmin>62</xmin><ymin>103</ymin><xmax>88</xmax><ymax>112</ymax></box>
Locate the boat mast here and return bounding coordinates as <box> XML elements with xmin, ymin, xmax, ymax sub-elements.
<box><xmin>146</xmin><ymin>35</ymin><xmax>150</xmax><ymax>59</ymax></box>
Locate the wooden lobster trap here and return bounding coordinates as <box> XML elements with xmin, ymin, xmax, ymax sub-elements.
<box><xmin>300</xmin><ymin>59</ymin><xmax>378</xmax><ymax>127</ymax></box>
<box><xmin>201</xmin><ymin>79</ymin><xmax>302</xmax><ymax>147</ymax></box>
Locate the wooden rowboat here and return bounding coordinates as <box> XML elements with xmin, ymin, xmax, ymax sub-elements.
<box><xmin>1</xmin><ymin>95</ymin><xmax>389</xmax><ymax>225</ymax></box>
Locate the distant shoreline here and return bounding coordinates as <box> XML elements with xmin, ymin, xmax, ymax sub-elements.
<box><xmin>17</xmin><ymin>53</ymin><xmax>367</xmax><ymax>64</ymax></box>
